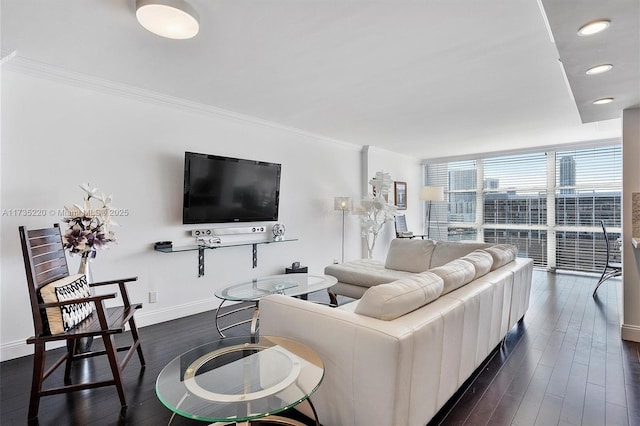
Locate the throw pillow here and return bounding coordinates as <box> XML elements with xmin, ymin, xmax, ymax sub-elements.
<box><xmin>39</xmin><ymin>274</ymin><xmax>94</xmax><ymax>334</ymax></box>
<box><xmin>354</xmin><ymin>272</ymin><xmax>444</xmax><ymax>320</ymax></box>
<box><xmin>429</xmin><ymin>258</ymin><xmax>476</xmax><ymax>295</ymax></box>
<box><xmin>483</xmin><ymin>244</ymin><xmax>518</xmax><ymax>271</ymax></box>
<box><xmin>460</xmin><ymin>250</ymin><xmax>494</xmax><ymax>280</ymax></box>
<box><xmin>385</xmin><ymin>238</ymin><xmax>437</xmax><ymax>273</ymax></box>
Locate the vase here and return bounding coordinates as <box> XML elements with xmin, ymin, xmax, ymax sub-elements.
<box><xmin>75</xmin><ymin>254</ymin><xmax>94</xmax><ymax>353</ymax></box>
<box><xmin>78</xmin><ymin>254</ymin><xmax>94</xmax><ymax>283</ymax></box>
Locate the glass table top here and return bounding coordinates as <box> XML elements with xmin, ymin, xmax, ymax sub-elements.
<box><xmin>156</xmin><ymin>335</ymin><xmax>324</xmax><ymax>423</ymax></box>
<box><xmin>215</xmin><ymin>274</ymin><xmax>337</xmax><ymax>302</ymax></box>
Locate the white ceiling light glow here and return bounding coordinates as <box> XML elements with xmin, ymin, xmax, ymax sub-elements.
<box><xmin>593</xmin><ymin>97</ymin><xmax>614</xmax><ymax>105</ymax></box>
<box><xmin>577</xmin><ymin>19</ymin><xmax>611</xmax><ymax>36</ymax></box>
<box><xmin>136</xmin><ymin>0</ymin><xmax>199</xmax><ymax>40</ymax></box>
<box><xmin>586</xmin><ymin>64</ymin><xmax>614</xmax><ymax>75</ymax></box>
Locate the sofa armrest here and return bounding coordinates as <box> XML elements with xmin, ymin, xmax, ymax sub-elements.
<box><xmin>259</xmin><ymin>295</ymin><xmax>415</xmax><ymax>426</ymax></box>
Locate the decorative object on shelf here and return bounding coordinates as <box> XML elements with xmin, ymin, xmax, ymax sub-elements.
<box><xmin>394</xmin><ymin>181</ymin><xmax>407</xmax><ymax>210</ymax></box>
<box><xmin>154</xmin><ymin>241</ymin><xmax>173</xmax><ymax>250</ymax></box>
<box><xmin>272</xmin><ymin>223</ymin><xmax>286</xmax><ymax>241</ymax></box>
<box><xmin>420</xmin><ymin>186</ymin><xmax>444</xmax><ymax>239</ymax></box>
<box><xmin>356</xmin><ymin>171</ymin><xmax>397</xmax><ymax>259</ymax></box>
<box><xmin>136</xmin><ymin>0</ymin><xmax>200</xmax><ymax>40</ymax></box>
<box><xmin>334</xmin><ymin>197</ymin><xmax>353</xmax><ymax>263</ymax></box>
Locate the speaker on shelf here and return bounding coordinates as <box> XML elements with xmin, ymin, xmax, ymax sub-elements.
<box><xmin>190</xmin><ymin>227</ymin><xmax>267</xmax><ymax>237</ymax></box>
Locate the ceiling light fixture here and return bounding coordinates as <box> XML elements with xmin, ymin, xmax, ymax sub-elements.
<box><xmin>586</xmin><ymin>64</ymin><xmax>614</xmax><ymax>75</ymax></box>
<box><xmin>593</xmin><ymin>98</ymin><xmax>614</xmax><ymax>105</ymax></box>
<box><xmin>577</xmin><ymin>19</ymin><xmax>611</xmax><ymax>36</ymax></box>
<box><xmin>136</xmin><ymin>0</ymin><xmax>200</xmax><ymax>40</ymax></box>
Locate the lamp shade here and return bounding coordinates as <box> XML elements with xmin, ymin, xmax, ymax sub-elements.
<box><xmin>419</xmin><ymin>186</ymin><xmax>444</xmax><ymax>201</ymax></box>
<box><xmin>136</xmin><ymin>0</ymin><xmax>200</xmax><ymax>40</ymax></box>
<box><xmin>334</xmin><ymin>197</ymin><xmax>353</xmax><ymax>211</ymax></box>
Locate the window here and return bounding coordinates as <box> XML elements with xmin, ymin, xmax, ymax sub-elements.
<box><xmin>425</xmin><ymin>143</ymin><xmax>621</xmax><ymax>273</ymax></box>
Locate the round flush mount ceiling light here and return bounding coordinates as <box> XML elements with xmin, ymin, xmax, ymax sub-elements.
<box><xmin>586</xmin><ymin>64</ymin><xmax>614</xmax><ymax>75</ymax></box>
<box><xmin>577</xmin><ymin>19</ymin><xmax>611</xmax><ymax>36</ymax></box>
<box><xmin>136</xmin><ymin>0</ymin><xmax>200</xmax><ymax>40</ymax></box>
<box><xmin>593</xmin><ymin>97</ymin><xmax>614</xmax><ymax>105</ymax></box>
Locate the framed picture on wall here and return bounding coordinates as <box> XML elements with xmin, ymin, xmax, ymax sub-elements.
<box><xmin>394</xmin><ymin>181</ymin><xmax>407</xmax><ymax>210</ymax></box>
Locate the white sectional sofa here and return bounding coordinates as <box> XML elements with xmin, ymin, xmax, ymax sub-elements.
<box><xmin>259</xmin><ymin>238</ymin><xmax>533</xmax><ymax>426</ymax></box>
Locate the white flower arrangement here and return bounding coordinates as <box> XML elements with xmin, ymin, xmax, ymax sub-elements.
<box><xmin>62</xmin><ymin>183</ymin><xmax>117</xmax><ymax>257</ymax></box>
<box><xmin>356</xmin><ymin>171</ymin><xmax>397</xmax><ymax>258</ymax></box>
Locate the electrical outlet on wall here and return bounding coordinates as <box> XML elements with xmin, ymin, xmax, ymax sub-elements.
<box><xmin>149</xmin><ymin>291</ymin><xmax>158</xmax><ymax>303</ymax></box>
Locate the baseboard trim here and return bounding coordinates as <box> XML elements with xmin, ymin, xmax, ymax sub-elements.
<box><xmin>0</xmin><ymin>297</ymin><xmax>227</xmax><ymax>361</ymax></box>
<box><xmin>134</xmin><ymin>297</ymin><xmax>220</xmax><ymax>328</ymax></box>
<box><xmin>621</xmin><ymin>323</ymin><xmax>640</xmax><ymax>342</ymax></box>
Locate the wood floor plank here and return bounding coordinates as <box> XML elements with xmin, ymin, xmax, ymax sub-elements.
<box><xmin>582</xmin><ymin>382</ymin><xmax>606</xmax><ymax>426</ymax></box>
<box><xmin>511</xmin><ymin>364</ymin><xmax>553</xmax><ymax>426</ymax></box>
<box><xmin>559</xmin><ymin>351</ymin><xmax>589</xmax><ymax>424</ymax></box>
<box><xmin>534</xmin><ymin>394</ymin><xmax>564</xmax><ymax>426</ymax></box>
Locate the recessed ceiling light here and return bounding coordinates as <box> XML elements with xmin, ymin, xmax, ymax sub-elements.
<box><xmin>577</xmin><ymin>20</ymin><xmax>611</xmax><ymax>36</ymax></box>
<box><xmin>136</xmin><ymin>0</ymin><xmax>199</xmax><ymax>40</ymax></box>
<box><xmin>593</xmin><ymin>98</ymin><xmax>614</xmax><ymax>105</ymax></box>
<box><xmin>586</xmin><ymin>64</ymin><xmax>614</xmax><ymax>75</ymax></box>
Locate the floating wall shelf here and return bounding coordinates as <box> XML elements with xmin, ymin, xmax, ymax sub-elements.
<box><xmin>154</xmin><ymin>238</ymin><xmax>298</xmax><ymax>277</ymax></box>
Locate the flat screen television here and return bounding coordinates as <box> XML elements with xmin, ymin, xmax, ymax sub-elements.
<box><xmin>183</xmin><ymin>152</ymin><xmax>281</xmax><ymax>224</ymax></box>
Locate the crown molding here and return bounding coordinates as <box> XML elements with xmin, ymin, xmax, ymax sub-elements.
<box><xmin>3</xmin><ymin>54</ymin><xmax>361</xmax><ymax>152</ymax></box>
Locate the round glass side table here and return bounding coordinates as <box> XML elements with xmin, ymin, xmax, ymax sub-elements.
<box><xmin>156</xmin><ymin>335</ymin><xmax>324</xmax><ymax>425</ymax></box>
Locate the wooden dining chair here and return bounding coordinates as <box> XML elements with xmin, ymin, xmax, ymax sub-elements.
<box><xmin>592</xmin><ymin>220</ymin><xmax>622</xmax><ymax>298</ymax></box>
<box><xmin>19</xmin><ymin>224</ymin><xmax>145</xmax><ymax>422</ymax></box>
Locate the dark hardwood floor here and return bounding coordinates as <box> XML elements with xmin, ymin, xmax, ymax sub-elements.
<box><xmin>1</xmin><ymin>271</ymin><xmax>638</xmax><ymax>425</ymax></box>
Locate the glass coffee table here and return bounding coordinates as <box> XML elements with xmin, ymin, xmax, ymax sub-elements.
<box><xmin>214</xmin><ymin>274</ymin><xmax>337</xmax><ymax>338</ymax></box>
<box><xmin>156</xmin><ymin>335</ymin><xmax>324</xmax><ymax>425</ymax></box>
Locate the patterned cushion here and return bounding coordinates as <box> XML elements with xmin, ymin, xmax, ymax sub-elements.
<box><xmin>39</xmin><ymin>274</ymin><xmax>94</xmax><ymax>334</ymax></box>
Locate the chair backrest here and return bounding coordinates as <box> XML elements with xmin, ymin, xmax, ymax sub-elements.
<box><xmin>599</xmin><ymin>219</ymin><xmax>613</xmax><ymax>256</ymax></box>
<box><xmin>395</xmin><ymin>215</ymin><xmax>409</xmax><ymax>237</ymax></box>
<box><xmin>19</xmin><ymin>224</ymin><xmax>70</xmax><ymax>335</ymax></box>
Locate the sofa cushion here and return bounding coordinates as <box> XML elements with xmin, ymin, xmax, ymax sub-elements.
<box><xmin>483</xmin><ymin>244</ymin><xmax>518</xmax><ymax>271</ymax></box>
<box><xmin>39</xmin><ymin>274</ymin><xmax>94</xmax><ymax>334</ymax></box>
<box><xmin>429</xmin><ymin>259</ymin><xmax>476</xmax><ymax>295</ymax></box>
<box><xmin>354</xmin><ymin>272</ymin><xmax>444</xmax><ymax>320</ymax></box>
<box><xmin>325</xmin><ymin>259</ymin><xmax>413</xmax><ymax>288</ymax></box>
<box><xmin>460</xmin><ymin>250</ymin><xmax>494</xmax><ymax>280</ymax></box>
<box><xmin>384</xmin><ymin>238</ymin><xmax>436</xmax><ymax>273</ymax></box>
<box><xmin>430</xmin><ymin>241</ymin><xmax>493</xmax><ymax>268</ymax></box>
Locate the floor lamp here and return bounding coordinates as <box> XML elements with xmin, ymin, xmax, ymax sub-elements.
<box><xmin>334</xmin><ymin>197</ymin><xmax>352</xmax><ymax>263</ymax></box>
<box><xmin>420</xmin><ymin>186</ymin><xmax>444</xmax><ymax>239</ymax></box>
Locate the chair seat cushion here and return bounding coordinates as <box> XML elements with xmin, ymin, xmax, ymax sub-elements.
<box><xmin>39</xmin><ymin>274</ymin><xmax>94</xmax><ymax>334</ymax></box>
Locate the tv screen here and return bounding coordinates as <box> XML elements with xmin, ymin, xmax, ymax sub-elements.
<box><xmin>183</xmin><ymin>152</ymin><xmax>281</xmax><ymax>224</ymax></box>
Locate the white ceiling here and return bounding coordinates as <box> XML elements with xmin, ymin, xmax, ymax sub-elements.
<box><xmin>2</xmin><ymin>0</ymin><xmax>637</xmax><ymax>160</ymax></box>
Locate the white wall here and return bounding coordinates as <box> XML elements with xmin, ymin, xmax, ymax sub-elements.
<box><xmin>0</xmin><ymin>67</ymin><xmax>423</xmax><ymax>360</ymax></box>
<box><xmin>361</xmin><ymin>145</ymin><xmax>423</xmax><ymax>259</ymax></box>
<box><xmin>622</xmin><ymin>107</ymin><xmax>640</xmax><ymax>342</ymax></box>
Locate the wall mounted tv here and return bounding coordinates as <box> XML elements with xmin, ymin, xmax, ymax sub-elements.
<box><xmin>183</xmin><ymin>152</ymin><xmax>281</xmax><ymax>224</ymax></box>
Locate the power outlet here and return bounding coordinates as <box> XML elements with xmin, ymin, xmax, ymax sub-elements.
<box><xmin>149</xmin><ymin>291</ymin><xmax>158</xmax><ymax>304</ymax></box>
